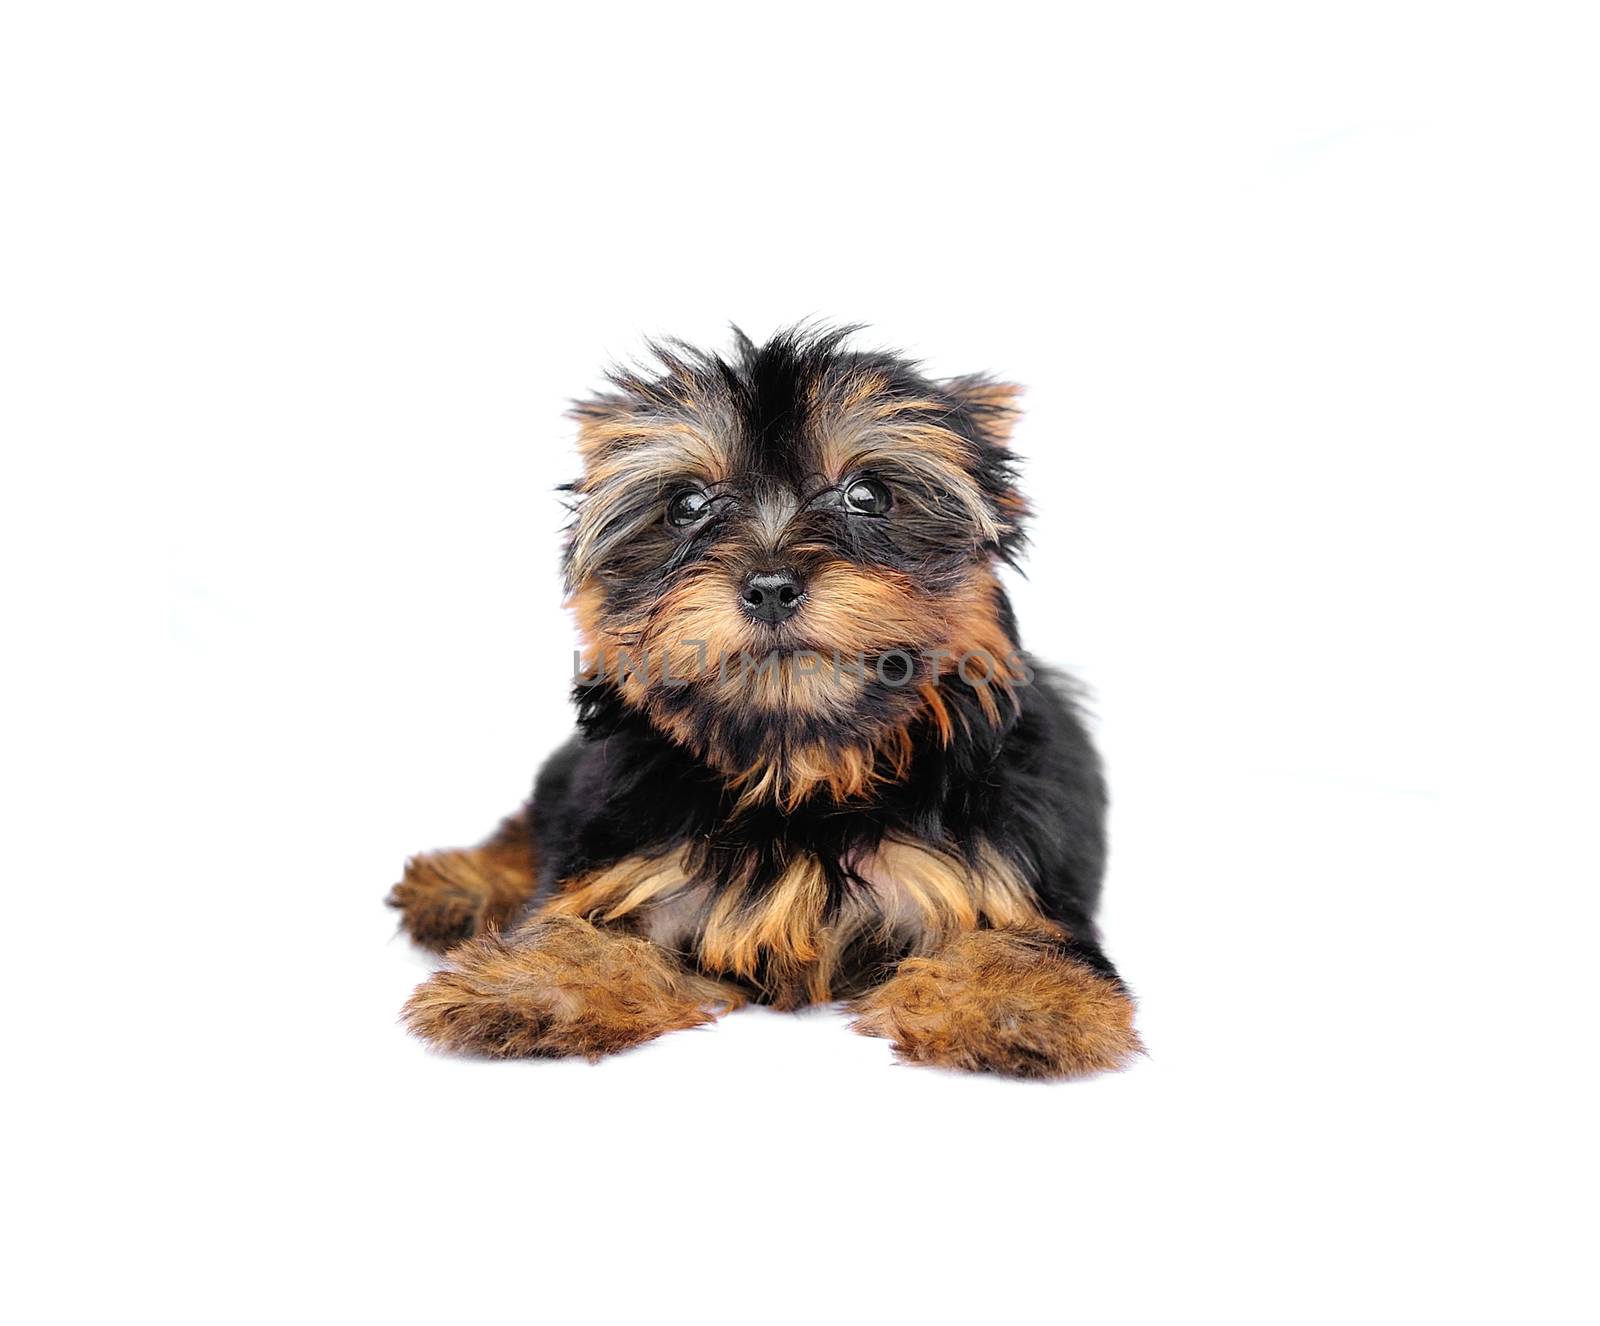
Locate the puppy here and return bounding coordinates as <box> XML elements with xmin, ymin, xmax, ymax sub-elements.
<box><xmin>389</xmin><ymin>326</ymin><xmax>1140</xmax><ymax>1078</ymax></box>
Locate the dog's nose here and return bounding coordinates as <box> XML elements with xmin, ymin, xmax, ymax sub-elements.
<box><xmin>740</xmin><ymin>570</ymin><xmax>805</xmax><ymax>625</ymax></box>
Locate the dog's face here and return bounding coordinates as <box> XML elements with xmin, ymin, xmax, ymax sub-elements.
<box><xmin>565</xmin><ymin>327</ymin><xmax>1029</xmax><ymax>806</ymax></box>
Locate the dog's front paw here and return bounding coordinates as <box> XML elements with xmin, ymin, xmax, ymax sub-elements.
<box><xmin>401</xmin><ymin>916</ymin><xmax>729</xmax><ymax>1059</ymax></box>
<box><xmin>850</xmin><ymin>928</ymin><xmax>1142</xmax><ymax>1079</ymax></box>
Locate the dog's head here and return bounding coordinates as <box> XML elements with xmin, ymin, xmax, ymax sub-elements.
<box><xmin>565</xmin><ymin>326</ymin><xmax>1030</xmax><ymax>806</ymax></box>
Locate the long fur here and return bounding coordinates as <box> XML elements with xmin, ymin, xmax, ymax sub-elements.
<box><xmin>390</xmin><ymin>325</ymin><xmax>1139</xmax><ymax>1078</ymax></box>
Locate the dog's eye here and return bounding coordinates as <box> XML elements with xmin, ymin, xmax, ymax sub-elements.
<box><xmin>666</xmin><ymin>489</ymin><xmax>711</xmax><ymax>528</ymax></box>
<box><xmin>843</xmin><ymin>477</ymin><xmax>892</xmax><ymax>515</ymax></box>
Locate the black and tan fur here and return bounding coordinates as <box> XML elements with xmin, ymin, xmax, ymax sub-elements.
<box><xmin>389</xmin><ymin>326</ymin><xmax>1141</xmax><ymax>1078</ymax></box>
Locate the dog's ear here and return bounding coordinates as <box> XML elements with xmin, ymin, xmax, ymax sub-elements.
<box><xmin>945</xmin><ymin>376</ymin><xmax>1024</xmax><ymax>449</ymax></box>
<box><xmin>940</xmin><ymin>376</ymin><xmax>1028</xmax><ymax>555</ymax></box>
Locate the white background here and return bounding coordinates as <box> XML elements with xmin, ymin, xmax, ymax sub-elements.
<box><xmin>4</xmin><ymin>3</ymin><xmax>1596</xmax><ymax>1322</ymax></box>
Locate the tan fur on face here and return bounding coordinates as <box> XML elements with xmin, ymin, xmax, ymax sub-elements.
<box><xmin>386</xmin><ymin>812</ymin><xmax>536</xmax><ymax>951</ymax></box>
<box><xmin>402</xmin><ymin>915</ymin><xmax>743</xmax><ymax>1059</ymax></box>
<box><xmin>570</xmin><ymin>561</ymin><xmax>1023</xmax><ymax>807</ymax></box>
<box><xmin>851</xmin><ymin>927</ymin><xmax>1143</xmax><ymax>1079</ymax></box>
<box><xmin>810</xmin><ymin>381</ymin><xmax>1015</xmax><ymax>548</ymax></box>
<box><xmin>564</xmin><ymin>347</ymin><xmax>1027</xmax><ymax>808</ymax></box>
<box><xmin>565</xmin><ymin>398</ymin><xmax>735</xmax><ymax>587</ymax></box>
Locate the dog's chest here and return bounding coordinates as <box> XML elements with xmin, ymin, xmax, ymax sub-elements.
<box><xmin>540</xmin><ymin>838</ymin><xmax>1041</xmax><ymax>1004</ymax></box>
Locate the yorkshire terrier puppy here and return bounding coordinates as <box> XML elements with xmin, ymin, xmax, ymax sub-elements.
<box><xmin>389</xmin><ymin>326</ymin><xmax>1141</xmax><ymax>1078</ymax></box>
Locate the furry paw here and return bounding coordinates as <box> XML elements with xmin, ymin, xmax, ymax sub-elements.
<box><xmin>401</xmin><ymin>915</ymin><xmax>735</xmax><ymax>1059</ymax></box>
<box><xmin>850</xmin><ymin>928</ymin><xmax>1142</xmax><ymax>1079</ymax></box>
<box><xmin>387</xmin><ymin>846</ymin><xmax>526</xmax><ymax>951</ymax></box>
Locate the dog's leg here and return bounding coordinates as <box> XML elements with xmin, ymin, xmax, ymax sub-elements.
<box><xmin>401</xmin><ymin>915</ymin><xmax>742</xmax><ymax>1059</ymax></box>
<box><xmin>850</xmin><ymin>926</ymin><xmax>1141</xmax><ymax>1079</ymax></box>
<box><xmin>386</xmin><ymin>810</ymin><xmax>537</xmax><ymax>951</ymax></box>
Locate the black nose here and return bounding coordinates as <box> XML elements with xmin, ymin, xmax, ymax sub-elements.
<box><xmin>740</xmin><ymin>570</ymin><xmax>805</xmax><ymax>625</ymax></box>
